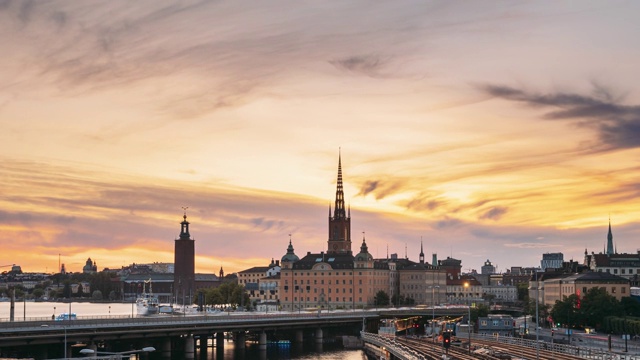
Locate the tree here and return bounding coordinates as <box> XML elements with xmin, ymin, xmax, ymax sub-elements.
<box><xmin>62</xmin><ymin>281</ymin><xmax>71</xmax><ymax>299</ymax></box>
<box><xmin>516</xmin><ymin>283</ymin><xmax>529</xmax><ymax>302</ymax></box>
<box><xmin>579</xmin><ymin>287</ymin><xmax>622</xmax><ymax>328</ymax></box>
<box><xmin>32</xmin><ymin>288</ymin><xmax>45</xmax><ymax>299</ymax></box>
<box><xmin>550</xmin><ymin>294</ymin><xmax>580</xmax><ymax>328</ymax></box>
<box><xmin>374</xmin><ymin>290</ymin><xmax>390</xmax><ymax>306</ymax></box>
<box><xmin>621</xmin><ymin>297</ymin><xmax>640</xmax><ymax>317</ymax></box>
<box><xmin>200</xmin><ymin>283</ymin><xmax>250</xmax><ymax>310</ymax></box>
<box><xmin>391</xmin><ymin>294</ymin><xmax>405</xmax><ymax>307</ymax></box>
<box><xmin>471</xmin><ymin>304</ymin><xmax>490</xmax><ymax>322</ymax></box>
<box><xmin>76</xmin><ymin>283</ymin><xmax>84</xmax><ymax>298</ymax></box>
<box><xmin>92</xmin><ymin>290</ymin><xmax>103</xmax><ymax>300</ymax></box>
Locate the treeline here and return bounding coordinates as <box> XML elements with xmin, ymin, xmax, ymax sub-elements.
<box><xmin>550</xmin><ymin>287</ymin><xmax>640</xmax><ymax>332</ymax></box>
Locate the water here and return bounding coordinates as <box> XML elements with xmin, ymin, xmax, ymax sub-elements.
<box><xmin>0</xmin><ymin>301</ymin><xmax>136</xmax><ymax>321</ymax></box>
<box><xmin>0</xmin><ymin>302</ymin><xmax>369</xmax><ymax>359</ymax></box>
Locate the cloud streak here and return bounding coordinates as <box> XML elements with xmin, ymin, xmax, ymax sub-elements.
<box><xmin>481</xmin><ymin>84</ymin><xmax>640</xmax><ymax>151</ymax></box>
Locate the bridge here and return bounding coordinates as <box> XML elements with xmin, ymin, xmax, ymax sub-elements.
<box><xmin>0</xmin><ymin>311</ymin><xmax>377</xmax><ymax>359</ymax></box>
<box><xmin>0</xmin><ymin>307</ymin><xmax>470</xmax><ymax>359</ymax></box>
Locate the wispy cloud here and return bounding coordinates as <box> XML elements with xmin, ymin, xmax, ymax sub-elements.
<box><xmin>329</xmin><ymin>54</ymin><xmax>391</xmax><ymax>78</ymax></box>
<box><xmin>481</xmin><ymin>84</ymin><xmax>640</xmax><ymax>151</ymax></box>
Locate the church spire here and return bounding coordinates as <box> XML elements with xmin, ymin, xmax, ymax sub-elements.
<box><xmin>327</xmin><ymin>150</ymin><xmax>352</xmax><ymax>254</ymax></box>
<box><xmin>606</xmin><ymin>217</ymin><xmax>614</xmax><ymax>256</ymax></box>
<box><xmin>334</xmin><ymin>150</ymin><xmax>346</xmax><ymax>219</ymax></box>
<box><xmin>419</xmin><ymin>238</ymin><xmax>425</xmax><ymax>264</ymax></box>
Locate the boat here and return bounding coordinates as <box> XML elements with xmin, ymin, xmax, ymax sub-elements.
<box><xmin>136</xmin><ymin>279</ymin><xmax>159</xmax><ymax>316</ymax></box>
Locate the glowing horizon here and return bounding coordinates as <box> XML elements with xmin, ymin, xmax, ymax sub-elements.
<box><xmin>1</xmin><ymin>1</ymin><xmax>639</xmax><ymax>275</ymax></box>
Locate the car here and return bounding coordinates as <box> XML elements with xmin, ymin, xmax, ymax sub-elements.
<box><xmin>54</xmin><ymin>313</ymin><xmax>77</xmax><ymax>321</ymax></box>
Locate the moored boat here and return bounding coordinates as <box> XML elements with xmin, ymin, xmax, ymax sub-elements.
<box><xmin>136</xmin><ymin>279</ymin><xmax>159</xmax><ymax>316</ymax></box>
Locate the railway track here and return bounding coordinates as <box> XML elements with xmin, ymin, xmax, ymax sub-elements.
<box><xmin>471</xmin><ymin>338</ymin><xmax>584</xmax><ymax>360</ymax></box>
<box><xmin>398</xmin><ymin>336</ymin><xmax>585</xmax><ymax>360</ymax></box>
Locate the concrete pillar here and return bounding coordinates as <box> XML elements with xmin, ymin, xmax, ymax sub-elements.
<box><xmin>235</xmin><ymin>331</ymin><xmax>246</xmax><ymax>349</ymax></box>
<box><xmin>161</xmin><ymin>338</ymin><xmax>172</xmax><ymax>359</ymax></box>
<box><xmin>199</xmin><ymin>335</ymin><xmax>208</xmax><ymax>356</ymax></box>
<box><xmin>184</xmin><ymin>335</ymin><xmax>195</xmax><ymax>360</ymax></box>
<box><xmin>295</xmin><ymin>330</ymin><xmax>304</xmax><ymax>343</ymax></box>
<box><xmin>258</xmin><ymin>331</ymin><xmax>267</xmax><ymax>351</ymax></box>
<box><xmin>87</xmin><ymin>343</ymin><xmax>98</xmax><ymax>357</ymax></box>
<box><xmin>315</xmin><ymin>328</ymin><xmax>323</xmax><ymax>344</ymax></box>
<box><xmin>215</xmin><ymin>332</ymin><xmax>225</xmax><ymax>348</ymax></box>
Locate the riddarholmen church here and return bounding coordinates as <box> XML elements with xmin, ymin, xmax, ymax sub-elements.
<box><xmin>275</xmin><ymin>154</ymin><xmax>447</xmax><ymax>310</ymax></box>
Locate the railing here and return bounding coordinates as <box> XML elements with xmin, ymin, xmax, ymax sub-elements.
<box><xmin>0</xmin><ymin>311</ymin><xmax>380</xmax><ymax>334</ymax></box>
<box><xmin>472</xmin><ymin>333</ymin><xmax>640</xmax><ymax>360</ymax></box>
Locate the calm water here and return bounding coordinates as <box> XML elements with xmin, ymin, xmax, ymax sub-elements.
<box><xmin>0</xmin><ymin>302</ymin><xmax>370</xmax><ymax>359</ymax></box>
<box><xmin>0</xmin><ymin>301</ymin><xmax>137</xmax><ymax>320</ymax></box>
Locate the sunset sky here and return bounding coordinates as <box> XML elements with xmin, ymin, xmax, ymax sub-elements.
<box><xmin>2</xmin><ymin>1</ymin><xmax>639</xmax><ymax>275</ymax></box>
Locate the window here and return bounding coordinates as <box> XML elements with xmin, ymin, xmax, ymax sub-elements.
<box><xmin>622</xmin><ymin>287</ymin><xmax>626</xmax><ymax>294</ymax></box>
<box><xmin>481</xmin><ymin>320</ymin><xmax>487</xmax><ymax>326</ymax></box>
<box><xmin>622</xmin><ymin>269</ymin><xmax>626</xmax><ymax>274</ymax></box>
<box><xmin>612</xmin><ymin>287</ymin><xmax>617</xmax><ymax>294</ymax></box>
<box><xmin>614</xmin><ymin>269</ymin><xmax>618</xmax><ymax>274</ymax></box>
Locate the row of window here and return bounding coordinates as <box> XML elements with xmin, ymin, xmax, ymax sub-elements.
<box><xmin>283</xmin><ymin>286</ymin><xmax>357</xmax><ymax>294</ymax></box>
<box><xmin>599</xmin><ymin>268</ymin><xmax>639</xmax><ymax>275</ymax></box>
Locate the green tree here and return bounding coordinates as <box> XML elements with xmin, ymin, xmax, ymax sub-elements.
<box><xmin>471</xmin><ymin>304</ymin><xmax>490</xmax><ymax>322</ymax></box>
<box><xmin>579</xmin><ymin>287</ymin><xmax>622</xmax><ymax>328</ymax></box>
<box><xmin>32</xmin><ymin>288</ymin><xmax>45</xmax><ymax>299</ymax></box>
<box><xmin>374</xmin><ymin>290</ymin><xmax>390</xmax><ymax>306</ymax></box>
<box><xmin>550</xmin><ymin>294</ymin><xmax>580</xmax><ymax>328</ymax></box>
<box><xmin>391</xmin><ymin>294</ymin><xmax>405</xmax><ymax>307</ymax></box>
<box><xmin>516</xmin><ymin>282</ymin><xmax>529</xmax><ymax>302</ymax></box>
<box><xmin>92</xmin><ymin>290</ymin><xmax>103</xmax><ymax>300</ymax></box>
<box><xmin>76</xmin><ymin>283</ymin><xmax>84</xmax><ymax>298</ymax></box>
<box><xmin>62</xmin><ymin>281</ymin><xmax>71</xmax><ymax>298</ymax></box>
<box><xmin>621</xmin><ymin>297</ymin><xmax>640</xmax><ymax>317</ymax></box>
<box><xmin>201</xmin><ymin>283</ymin><xmax>250</xmax><ymax>310</ymax></box>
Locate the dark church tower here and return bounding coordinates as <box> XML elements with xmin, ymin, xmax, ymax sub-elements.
<box><xmin>174</xmin><ymin>211</ymin><xmax>195</xmax><ymax>304</ymax></box>
<box><xmin>327</xmin><ymin>153</ymin><xmax>352</xmax><ymax>254</ymax></box>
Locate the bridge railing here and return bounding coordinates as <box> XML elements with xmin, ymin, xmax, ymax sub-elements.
<box><xmin>0</xmin><ymin>311</ymin><xmax>380</xmax><ymax>334</ymax></box>
<box><xmin>472</xmin><ymin>333</ymin><xmax>640</xmax><ymax>360</ymax></box>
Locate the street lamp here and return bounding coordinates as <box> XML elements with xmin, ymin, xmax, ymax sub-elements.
<box><xmin>464</xmin><ymin>282</ymin><xmax>471</xmax><ymax>354</ymax></box>
<box><xmin>80</xmin><ymin>346</ymin><xmax>156</xmax><ymax>359</ymax></box>
<box><xmin>535</xmin><ymin>270</ymin><xmax>539</xmax><ymax>360</ymax></box>
<box><xmin>428</xmin><ymin>285</ymin><xmax>440</xmax><ymax>342</ymax></box>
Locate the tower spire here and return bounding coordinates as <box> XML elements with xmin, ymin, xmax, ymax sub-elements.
<box><xmin>419</xmin><ymin>237</ymin><xmax>425</xmax><ymax>264</ymax></box>
<box><xmin>606</xmin><ymin>216</ymin><xmax>614</xmax><ymax>256</ymax></box>
<box><xmin>334</xmin><ymin>150</ymin><xmax>345</xmax><ymax>219</ymax></box>
<box><xmin>327</xmin><ymin>150</ymin><xmax>352</xmax><ymax>254</ymax></box>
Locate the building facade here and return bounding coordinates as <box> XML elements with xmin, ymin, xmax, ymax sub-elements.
<box><xmin>174</xmin><ymin>212</ymin><xmax>195</xmax><ymax>304</ymax></box>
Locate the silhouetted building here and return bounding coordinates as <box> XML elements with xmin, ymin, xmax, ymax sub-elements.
<box><xmin>174</xmin><ymin>212</ymin><xmax>195</xmax><ymax>304</ymax></box>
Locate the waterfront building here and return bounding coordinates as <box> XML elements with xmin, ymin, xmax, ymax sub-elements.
<box><xmin>174</xmin><ymin>212</ymin><xmax>195</xmax><ymax>304</ymax></box>
<box><xmin>275</xmin><ymin>153</ymin><xmax>446</xmax><ymax>310</ymax></box>
<box><xmin>237</xmin><ymin>259</ymin><xmax>281</xmax><ymax>305</ymax></box>
<box><xmin>542</xmin><ymin>271</ymin><xmax>630</xmax><ymax>306</ymax></box>
<box><xmin>82</xmin><ymin>258</ymin><xmax>97</xmax><ymax>274</ymax></box>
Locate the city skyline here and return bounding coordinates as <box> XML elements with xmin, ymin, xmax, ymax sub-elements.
<box><xmin>1</xmin><ymin>2</ymin><xmax>640</xmax><ymax>274</ymax></box>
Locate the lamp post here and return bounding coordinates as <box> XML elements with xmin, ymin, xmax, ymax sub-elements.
<box><xmin>468</xmin><ymin>304</ymin><xmax>472</xmax><ymax>354</ymax></box>
<box><xmin>464</xmin><ymin>282</ymin><xmax>471</xmax><ymax>354</ymax></box>
<box><xmin>429</xmin><ymin>285</ymin><xmax>440</xmax><ymax>342</ymax></box>
<box><xmin>535</xmin><ymin>270</ymin><xmax>539</xmax><ymax>360</ymax></box>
